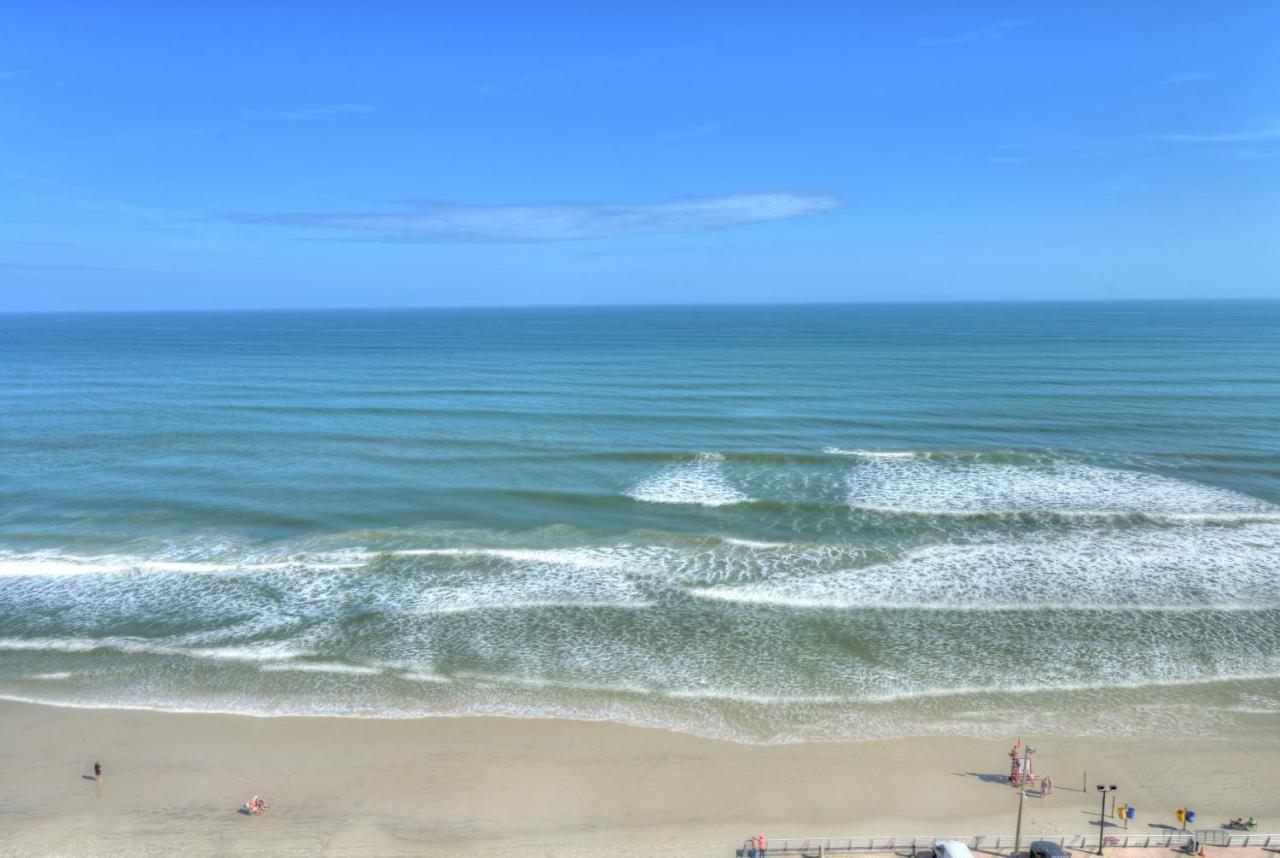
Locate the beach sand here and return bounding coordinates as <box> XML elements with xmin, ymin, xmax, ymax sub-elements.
<box><xmin>1</xmin><ymin>700</ymin><xmax>1277</xmax><ymax>857</ymax></box>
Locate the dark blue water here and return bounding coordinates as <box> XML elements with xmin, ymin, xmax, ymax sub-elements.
<box><xmin>1</xmin><ymin>302</ymin><xmax>1277</xmax><ymax>742</ymax></box>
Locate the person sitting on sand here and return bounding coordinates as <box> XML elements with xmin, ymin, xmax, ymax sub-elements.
<box><xmin>245</xmin><ymin>795</ymin><xmax>268</xmax><ymax>815</ymax></box>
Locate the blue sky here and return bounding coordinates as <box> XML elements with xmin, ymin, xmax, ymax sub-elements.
<box><xmin>2</xmin><ymin>2</ymin><xmax>1278</xmax><ymax>310</ymax></box>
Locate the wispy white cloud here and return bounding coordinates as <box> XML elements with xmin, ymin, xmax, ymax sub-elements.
<box><xmin>231</xmin><ymin>193</ymin><xmax>842</xmax><ymax>243</ymax></box>
<box><xmin>1233</xmin><ymin>148</ymin><xmax>1280</xmax><ymax>161</ymax></box>
<box><xmin>1151</xmin><ymin>123</ymin><xmax>1280</xmax><ymax>144</ymax></box>
<box><xmin>265</xmin><ymin>104</ymin><xmax>376</xmax><ymax>121</ymax></box>
<box><xmin>1162</xmin><ymin>71</ymin><xmax>1209</xmax><ymax>85</ymax></box>
<box><xmin>917</xmin><ymin>19</ymin><xmax>1028</xmax><ymax>48</ymax></box>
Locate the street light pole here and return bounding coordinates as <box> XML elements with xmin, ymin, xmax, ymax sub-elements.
<box><xmin>1097</xmin><ymin>784</ymin><xmax>1117</xmax><ymax>855</ymax></box>
<box><xmin>1013</xmin><ymin>746</ymin><xmax>1036</xmax><ymax>857</ymax></box>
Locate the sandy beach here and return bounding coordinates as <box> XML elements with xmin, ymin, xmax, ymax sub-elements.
<box><xmin>1</xmin><ymin>700</ymin><xmax>1277</xmax><ymax>857</ymax></box>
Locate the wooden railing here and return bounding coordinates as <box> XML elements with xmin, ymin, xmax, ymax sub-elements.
<box><xmin>736</xmin><ymin>831</ymin><xmax>1276</xmax><ymax>855</ymax></box>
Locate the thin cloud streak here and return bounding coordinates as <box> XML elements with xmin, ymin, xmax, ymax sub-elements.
<box><xmin>1151</xmin><ymin>123</ymin><xmax>1280</xmax><ymax>144</ymax></box>
<box><xmin>1162</xmin><ymin>71</ymin><xmax>1209</xmax><ymax>85</ymax></box>
<box><xmin>231</xmin><ymin>193</ymin><xmax>843</xmax><ymax>243</ymax></box>
<box><xmin>917</xmin><ymin>19</ymin><xmax>1028</xmax><ymax>47</ymax></box>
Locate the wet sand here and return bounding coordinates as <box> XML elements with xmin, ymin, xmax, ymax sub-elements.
<box><xmin>0</xmin><ymin>700</ymin><xmax>1276</xmax><ymax>857</ymax></box>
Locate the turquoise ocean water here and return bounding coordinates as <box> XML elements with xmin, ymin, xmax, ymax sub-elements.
<box><xmin>1</xmin><ymin>301</ymin><xmax>1277</xmax><ymax>743</ymax></box>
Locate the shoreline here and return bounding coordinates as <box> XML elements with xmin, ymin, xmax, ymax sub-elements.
<box><xmin>2</xmin><ymin>700</ymin><xmax>1277</xmax><ymax>857</ymax></box>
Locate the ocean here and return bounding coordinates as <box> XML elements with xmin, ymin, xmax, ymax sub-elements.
<box><xmin>1</xmin><ymin>301</ymin><xmax>1277</xmax><ymax>743</ymax></box>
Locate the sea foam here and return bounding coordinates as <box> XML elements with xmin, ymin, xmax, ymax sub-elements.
<box><xmin>844</xmin><ymin>457</ymin><xmax>1276</xmax><ymax>516</ymax></box>
<box><xmin>689</xmin><ymin>524</ymin><xmax>1280</xmax><ymax>610</ymax></box>
<box><xmin>628</xmin><ymin>453</ymin><xmax>752</xmax><ymax>506</ymax></box>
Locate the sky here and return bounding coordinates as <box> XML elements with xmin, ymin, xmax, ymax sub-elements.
<box><xmin>2</xmin><ymin>1</ymin><xmax>1279</xmax><ymax>311</ymax></box>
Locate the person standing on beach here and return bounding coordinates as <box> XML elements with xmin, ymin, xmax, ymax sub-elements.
<box><xmin>94</xmin><ymin>760</ymin><xmax>102</xmax><ymax>783</ymax></box>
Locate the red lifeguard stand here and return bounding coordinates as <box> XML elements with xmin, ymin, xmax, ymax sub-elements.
<box><xmin>1009</xmin><ymin>738</ymin><xmax>1036</xmax><ymax>788</ymax></box>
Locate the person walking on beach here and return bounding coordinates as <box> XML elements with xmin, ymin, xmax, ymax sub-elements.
<box><xmin>93</xmin><ymin>760</ymin><xmax>102</xmax><ymax>783</ymax></box>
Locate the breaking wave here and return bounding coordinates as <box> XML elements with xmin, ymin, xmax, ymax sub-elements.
<box><xmin>843</xmin><ymin>456</ymin><xmax>1276</xmax><ymax>516</ymax></box>
<box><xmin>689</xmin><ymin>523</ymin><xmax>1280</xmax><ymax>610</ymax></box>
<box><xmin>2</xmin><ymin>447</ymin><xmax>1277</xmax><ymax>742</ymax></box>
<box><xmin>627</xmin><ymin>453</ymin><xmax>753</xmax><ymax>506</ymax></box>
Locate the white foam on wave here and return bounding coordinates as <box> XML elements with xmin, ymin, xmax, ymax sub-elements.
<box><xmin>393</xmin><ymin>540</ymin><xmax>848</xmax><ymax>592</ymax></box>
<box><xmin>453</xmin><ymin>670</ymin><xmax>852</xmax><ymax>705</ymax></box>
<box><xmin>452</xmin><ymin>670</ymin><xmax>654</xmax><ymax>696</ymax></box>
<box><xmin>184</xmin><ymin>642</ymin><xmax>313</xmax><ymax>662</ymax></box>
<box><xmin>1224</xmin><ymin>693</ymin><xmax>1280</xmax><ymax>714</ymax></box>
<box><xmin>390</xmin><ymin>547</ymin><xmax>624</xmax><ymax>570</ymax></box>
<box><xmin>2</xmin><ymin>667</ymin><xmax>1274</xmax><ymax>745</ymax></box>
<box><xmin>5</xmin><ymin>518</ymin><xmax>1277</xmax><ymax>743</ymax></box>
<box><xmin>721</xmin><ymin>537</ymin><xmax>788</xmax><ymax>549</ymax></box>
<box><xmin>401</xmin><ymin>571</ymin><xmax>649</xmax><ymax>615</ymax></box>
<box><xmin>690</xmin><ymin>524</ymin><xmax>1280</xmax><ymax>610</ymax></box>
<box><xmin>0</xmin><ymin>637</ymin><xmax>110</xmax><ymax>653</ymax></box>
<box><xmin>844</xmin><ymin>457</ymin><xmax>1277</xmax><ymax>516</ymax></box>
<box><xmin>0</xmin><ymin>636</ymin><xmax>311</xmax><ymax>663</ymax></box>
<box><xmin>824</xmin><ymin>447</ymin><xmax>918</xmax><ymax>459</ymax></box>
<box><xmin>0</xmin><ymin>549</ymin><xmax>368</xmax><ymax>578</ymax></box>
<box><xmin>259</xmin><ymin>662</ymin><xmax>383</xmax><ymax>676</ymax></box>
<box><xmin>398</xmin><ymin>671</ymin><xmax>453</xmax><ymax>684</ymax></box>
<box><xmin>627</xmin><ymin>453</ymin><xmax>752</xmax><ymax>507</ymax></box>
<box><xmin>373</xmin><ymin>544</ymin><xmax>656</xmax><ymax>614</ymax></box>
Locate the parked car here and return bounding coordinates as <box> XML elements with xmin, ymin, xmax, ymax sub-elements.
<box><xmin>1030</xmin><ymin>841</ymin><xmax>1070</xmax><ymax>858</ymax></box>
<box><xmin>933</xmin><ymin>841</ymin><xmax>975</xmax><ymax>858</ymax></box>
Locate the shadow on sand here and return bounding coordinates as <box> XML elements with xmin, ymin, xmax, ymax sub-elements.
<box><xmin>958</xmin><ymin>772</ymin><xmax>1011</xmax><ymax>785</ymax></box>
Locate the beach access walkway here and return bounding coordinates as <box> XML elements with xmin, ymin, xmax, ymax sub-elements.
<box><xmin>742</xmin><ymin>833</ymin><xmax>1280</xmax><ymax>856</ymax></box>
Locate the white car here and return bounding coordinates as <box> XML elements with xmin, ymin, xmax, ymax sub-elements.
<box><xmin>933</xmin><ymin>841</ymin><xmax>975</xmax><ymax>858</ymax></box>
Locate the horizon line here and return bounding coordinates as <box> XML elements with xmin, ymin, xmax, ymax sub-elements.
<box><xmin>2</xmin><ymin>296</ymin><xmax>1279</xmax><ymax>317</ymax></box>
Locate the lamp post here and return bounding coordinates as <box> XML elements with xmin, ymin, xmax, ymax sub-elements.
<box><xmin>1096</xmin><ymin>784</ymin><xmax>1117</xmax><ymax>854</ymax></box>
<box><xmin>1013</xmin><ymin>745</ymin><xmax>1037</xmax><ymax>857</ymax></box>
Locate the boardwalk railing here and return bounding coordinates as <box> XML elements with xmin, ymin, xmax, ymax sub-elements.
<box><xmin>744</xmin><ymin>832</ymin><xmax>1278</xmax><ymax>855</ymax></box>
